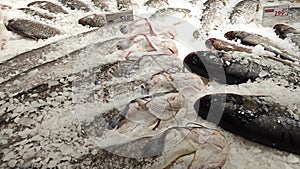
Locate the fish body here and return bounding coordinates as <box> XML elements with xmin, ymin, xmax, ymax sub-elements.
<box><xmin>144</xmin><ymin>0</ymin><xmax>169</xmax><ymax>8</ymax></box>
<box><xmin>27</xmin><ymin>1</ymin><xmax>68</xmax><ymax>14</ymax></box>
<box><xmin>274</xmin><ymin>24</ymin><xmax>300</xmax><ymax>48</ymax></box>
<box><xmin>58</xmin><ymin>0</ymin><xmax>90</xmax><ymax>11</ymax></box>
<box><xmin>207</xmin><ymin>38</ymin><xmax>253</xmax><ymax>53</ymax></box>
<box><xmin>230</xmin><ymin>0</ymin><xmax>259</xmax><ymax>24</ymax></box>
<box><xmin>92</xmin><ymin>0</ymin><xmax>111</xmax><ymax>11</ymax></box>
<box><xmin>184</xmin><ymin>51</ymin><xmax>261</xmax><ymax>84</ymax></box>
<box><xmin>18</xmin><ymin>7</ymin><xmax>56</xmax><ymax>20</ymax></box>
<box><xmin>5</xmin><ymin>19</ymin><xmax>60</xmax><ymax>40</ymax></box>
<box><xmin>225</xmin><ymin>31</ymin><xmax>300</xmax><ymax>62</ymax></box>
<box><xmin>78</xmin><ymin>14</ymin><xmax>107</xmax><ymax>27</ymax></box>
<box><xmin>200</xmin><ymin>0</ymin><xmax>227</xmax><ymax>34</ymax></box>
<box><xmin>149</xmin><ymin>8</ymin><xmax>191</xmax><ymax>20</ymax></box>
<box><xmin>196</xmin><ymin>93</ymin><xmax>300</xmax><ymax>155</ymax></box>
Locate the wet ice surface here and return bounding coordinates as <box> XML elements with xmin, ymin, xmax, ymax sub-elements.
<box><xmin>1</xmin><ymin>0</ymin><xmax>300</xmax><ymax>169</ymax></box>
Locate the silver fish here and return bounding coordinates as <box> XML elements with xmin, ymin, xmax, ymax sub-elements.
<box><xmin>18</xmin><ymin>8</ymin><xmax>56</xmax><ymax>20</ymax></box>
<box><xmin>27</xmin><ymin>1</ymin><xmax>68</xmax><ymax>14</ymax></box>
<box><xmin>92</xmin><ymin>0</ymin><xmax>111</xmax><ymax>11</ymax></box>
<box><xmin>58</xmin><ymin>0</ymin><xmax>90</xmax><ymax>12</ymax></box>
<box><xmin>5</xmin><ymin>19</ymin><xmax>60</xmax><ymax>40</ymax></box>
<box><xmin>149</xmin><ymin>8</ymin><xmax>191</xmax><ymax>20</ymax></box>
<box><xmin>200</xmin><ymin>0</ymin><xmax>227</xmax><ymax>34</ymax></box>
<box><xmin>230</xmin><ymin>0</ymin><xmax>260</xmax><ymax>24</ymax></box>
<box><xmin>144</xmin><ymin>0</ymin><xmax>169</xmax><ymax>8</ymax></box>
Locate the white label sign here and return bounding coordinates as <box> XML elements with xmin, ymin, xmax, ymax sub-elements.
<box><xmin>106</xmin><ymin>10</ymin><xmax>134</xmax><ymax>25</ymax></box>
<box><xmin>263</xmin><ymin>4</ymin><xmax>289</xmax><ymax>18</ymax></box>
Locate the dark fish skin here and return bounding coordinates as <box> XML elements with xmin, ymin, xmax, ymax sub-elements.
<box><xmin>58</xmin><ymin>0</ymin><xmax>90</xmax><ymax>12</ymax></box>
<box><xmin>6</xmin><ymin>19</ymin><xmax>60</xmax><ymax>40</ymax></box>
<box><xmin>273</xmin><ymin>24</ymin><xmax>298</xmax><ymax>39</ymax></box>
<box><xmin>183</xmin><ymin>51</ymin><xmax>261</xmax><ymax>85</ymax></box>
<box><xmin>27</xmin><ymin>1</ymin><xmax>68</xmax><ymax>14</ymax></box>
<box><xmin>78</xmin><ymin>14</ymin><xmax>107</xmax><ymax>27</ymax></box>
<box><xmin>18</xmin><ymin>8</ymin><xmax>56</xmax><ymax>20</ymax></box>
<box><xmin>195</xmin><ymin>93</ymin><xmax>300</xmax><ymax>155</ymax></box>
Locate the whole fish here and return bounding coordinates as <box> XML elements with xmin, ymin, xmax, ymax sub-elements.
<box><xmin>144</xmin><ymin>0</ymin><xmax>169</xmax><ymax>8</ymax></box>
<box><xmin>207</xmin><ymin>38</ymin><xmax>253</xmax><ymax>53</ymax></box>
<box><xmin>225</xmin><ymin>31</ymin><xmax>300</xmax><ymax>62</ymax></box>
<box><xmin>5</xmin><ymin>19</ymin><xmax>60</xmax><ymax>40</ymax></box>
<box><xmin>200</xmin><ymin>0</ymin><xmax>227</xmax><ymax>34</ymax></box>
<box><xmin>92</xmin><ymin>0</ymin><xmax>111</xmax><ymax>11</ymax></box>
<box><xmin>184</xmin><ymin>51</ymin><xmax>262</xmax><ymax>84</ymax></box>
<box><xmin>18</xmin><ymin>8</ymin><xmax>56</xmax><ymax>20</ymax></box>
<box><xmin>27</xmin><ymin>1</ymin><xmax>68</xmax><ymax>14</ymax></box>
<box><xmin>274</xmin><ymin>24</ymin><xmax>300</xmax><ymax>48</ymax></box>
<box><xmin>230</xmin><ymin>0</ymin><xmax>259</xmax><ymax>24</ymax></box>
<box><xmin>149</xmin><ymin>8</ymin><xmax>191</xmax><ymax>20</ymax></box>
<box><xmin>58</xmin><ymin>0</ymin><xmax>90</xmax><ymax>11</ymax></box>
<box><xmin>78</xmin><ymin>14</ymin><xmax>107</xmax><ymax>27</ymax></box>
<box><xmin>195</xmin><ymin>93</ymin><xmax>300</xmax><ymax>155</ymax></box>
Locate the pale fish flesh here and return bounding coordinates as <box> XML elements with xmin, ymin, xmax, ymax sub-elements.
<box><xmin>230</xmin><ymin>0</ymin><xmax>259</xmax><ymax>24</ymax></box>
<box><xmin>74</xmin><ymin>127</ymin><xmax>228</xmax><ymax>169</ymax></box>
<box><xmin>200</xmin><ymin>0</ymin><xmax>227</xmax><ymax>34</ymax></box>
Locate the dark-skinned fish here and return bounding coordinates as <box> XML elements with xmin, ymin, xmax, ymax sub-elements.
<box><xmin>230</xmin><ymin>0</ymin><xmax>260</xmax><ymax>24</ymax></box>
<box><xmin>200</xmin><ymin>0</ymin><xmax>227</xmax><ymax>34</ymax></box>
<box><xmin>5</xmin><ymin>19</ymin><xmax>60</xmax><ymax>40</ymax></box>
<box><xmin>58</xmin><ymin>0</ymin><xmax>90</xmax><ymax>11</ymax></box>
<box><xmin>274</xmin><ymin>24</ymin><xmax>300</xmax><ymax>48</ymax></box>
<box><xmin>225</xmin><ymin>31</ymin><xmax>300</xmax><ymax>63</ymax></box>
<box><xmin>27</xmin><ymin>1</ymin><xmax>68</xmax><ymax>14</ymax></box>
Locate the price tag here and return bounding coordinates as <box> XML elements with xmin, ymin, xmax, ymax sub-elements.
<box><xmin>263</xmin><ymin>4</ymin><xmax>289</xmax><ymax>18</ymax></box>
<box><xmin>105</xmin><ymin>10</ymin><xmax>134</xmax><ymax>25</ymax></box>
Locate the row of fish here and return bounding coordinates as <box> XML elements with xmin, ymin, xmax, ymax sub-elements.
<box><xmin>205</xmin><ymin>24</ymin><xmax>300</xmax><ymax>65</ymax></box>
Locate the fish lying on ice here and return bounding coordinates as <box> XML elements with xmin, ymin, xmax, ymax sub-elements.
<box><xmin>273</xmin><ymin>24</ymin><xmax>300</xmax><ymax>48</ymax></box>
<box><xmin>27</xmin><ymin>1</ymin><xmax>68</xmax><ymax>14</ymax></box>
<box><xmin>58</xmin><ymin>0</ymin><xmax>91</xmax><ymax>11</ymax></box>
<box><xmin>149</xmin><ymin>8</ymin><xmax>191</xmax><ymax>21</ymax></box>
<box><xmin>5</xmin><ymin>18</ymin><xmax>61</xmax><ymax>40</ymax></box>
<box><xmin>184</xmin><ymin>51</ymin><xmax>300</xmax><ymax>86</ymax></box>
<box><xmin>200</xmin><ymin>0</ymin><xmax>227</xmax><ymax>34</ymax></box>
<box><xmin>18</xmin><ymin>8</ymin><xmax>56</xmax><ymax>20</ymax></box>
<box><xmin>230</xmin><ymin>0</ymin><xmax>260</xmax><ymax>24</ymax></box>
<box><xmin>144</xmin><ymin>0</ymin><xmax>169</xmax><ymax>8</ymax></box>
<box><xmin>184</xmin><ymin>51</ymin><xmax>262</xmax><ymax>84</ymax></box>
<box><xmin>195</xmin><ymin>93</ymin><xmax>300</xmax><ymax>155</ymax></box>
<box><xmin>225</xmin><ymin>31</ymin><xmax>300</xmax><ymax>63</ymax></box>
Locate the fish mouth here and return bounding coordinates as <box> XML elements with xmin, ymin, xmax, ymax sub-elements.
<box><xmin>224</xmin><ymin>31</ymin><xmax>236</xmax><ymax>40</ymax></box>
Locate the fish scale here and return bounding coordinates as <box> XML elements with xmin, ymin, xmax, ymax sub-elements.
<box><xmin>230</xmin><ymin>0</ymin><xmax>259</xmax><ymax>24</ymax></box>
<box><xmin>200</xmin><ymin>0</ymin><xmax>227</xmax><ymax>34</ymax></box>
